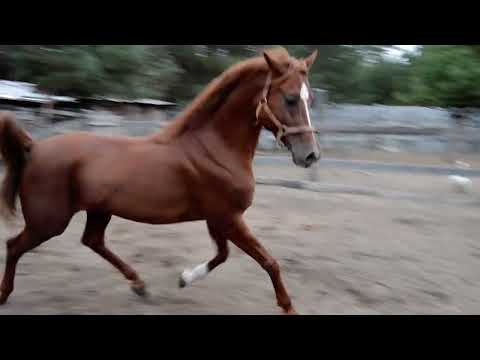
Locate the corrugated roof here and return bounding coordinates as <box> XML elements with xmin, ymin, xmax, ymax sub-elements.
<box><xmin>0</xmin><ymin>80</ymin><xmax>175</xmax><ymax>107</ymax></box>
<box><xmin>91</xmin><ymin>97</ymin><xmax>175</xmax><ymax>106</ymax></box>
<box><xmin>0</xmin><ymin>80</ymin><xmax>76</xmax><ymax>103</ymax></box>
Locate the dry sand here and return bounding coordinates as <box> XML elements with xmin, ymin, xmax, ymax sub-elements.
<box><xmin>0</xmin><ymin>164</ymin><xmax>479</xmax><ymax>315</ymax></box>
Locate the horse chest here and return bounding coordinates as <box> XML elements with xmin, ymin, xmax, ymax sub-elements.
<box><xmin>186</xmin><ymin>143</ymin><xmax>256</xmax><ymax>214</ymax></box>
<box><xmin>212</xmin><ymin>175</ymin><xmax>255</xmax><ymax>212</ymax></box>
<box><xmin>232</xmin><ymin>182</ymin><xmax>254</xmax><ymax>207</ymax></box>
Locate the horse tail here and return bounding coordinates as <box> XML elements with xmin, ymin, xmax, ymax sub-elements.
<box><xmin>0</xmin><ymin>112</ymin><xmax>34</xmax><ymax>218</ymax></box>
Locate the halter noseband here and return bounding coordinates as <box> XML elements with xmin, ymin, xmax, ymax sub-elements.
<box><xmin>255</xmin><ymin>70</ymin><xmax>319</xmax><ymax>146</ymax></box>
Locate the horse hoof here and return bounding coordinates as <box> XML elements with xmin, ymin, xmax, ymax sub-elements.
<box><xmin>178</xmin><ymin>276</ymin><xmax>187</xmax><ymax>289</ymax></box>
<box><xmin>284</xmin><ymin>307</ymin><xmax>299</xmax><ymax>315</ymax></box>
<box><xmin>0</xmin><ymin>293</ymin><xmax>8</xmax><ymax>306</ymax></box>
<box><xmin>131</xmin><ymin>280</ymin><xmax>148</xmax><ymax>297</ymax></box>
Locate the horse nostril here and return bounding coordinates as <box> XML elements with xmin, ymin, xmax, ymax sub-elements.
<box><xmin>305</xmin><ymin>152</ymin><xmax>317</xmax><ymax>164</ymax></box>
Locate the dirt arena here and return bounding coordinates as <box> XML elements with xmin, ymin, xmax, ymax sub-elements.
<box><xmin>0</xmin><ymin>161</ymin><xmax>479</xmax><ymax>315</ymax></box>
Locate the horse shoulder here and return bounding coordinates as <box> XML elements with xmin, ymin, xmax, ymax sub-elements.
<box><xmin>229</xmin><ymin>170</ymin><xmax>255</xmax><ymax>211</ymax></box>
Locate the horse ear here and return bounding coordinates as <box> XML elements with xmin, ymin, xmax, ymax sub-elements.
<box><xmin>304</xmin><ymin>49</ymin><xmax>318</xmax><ymax>70</ymax></box>
<box><xmin>263</xmin><ymin>50</ymin><xmax>288</xmax><ymax>76</ymax></box>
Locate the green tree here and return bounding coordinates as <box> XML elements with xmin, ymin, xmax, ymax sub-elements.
<box><xmin>1</xmin><ymin>45</ymin><xmax>415</xmax><ymax>106</ymax></box>
<box><xmin>356</xmin><ymin>59</ymin><xmax>411</xmax><ymax>104</ymax></box>
<box><xmin>8</xmin><ymin>45</ymin><xmax>181</xmax><ymax>99</ymax></box>
<box><xmin>0</xmin><ymin>46</ymin><xmax>14</xmax><ymax>79</ymax></box>
<box><xmin>284</xmin><ymin>45</ymin><xmax>394</xmax><ymax>103</ymax></box>
<box><xmin>164</xmin><ymin>45</ymin><xmax>254</xmax><ymax>103</ymax></box>
<box><xmin>402</xmin><ymin>45</ymin><xmax>480</xmax><ymax>107</ymax></box>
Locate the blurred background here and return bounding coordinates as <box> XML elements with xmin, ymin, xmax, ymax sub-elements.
<box><xmin>1</xmin><ymin>45</ymin><xmax>480</xmax><ymax>158</ymax></box>
<box><xmin>0</xmin><ymin>45</ymin><xmax>479</xmax><ymax>315</ymax></box>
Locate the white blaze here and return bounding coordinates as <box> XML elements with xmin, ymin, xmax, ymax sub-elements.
<box><xmin>300</xmin><ymin>83</ymin><xmax>312</xmax><ymax>127</ymax></box>
<box><xmin>181</xmin><ymin>262</ymin><xmax>209</xmax><ymax>286</ymax></box>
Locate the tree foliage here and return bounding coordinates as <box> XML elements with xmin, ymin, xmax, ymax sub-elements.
<box><xmin>1</xmin><ymin>45</ymin><xmax>479</xmax><ymax>108</ymax></box>
<box><xmin>6</xmin><ymin>45</ymin><xmax>182</xmax><ymax>99</ymax></box>
<box><xmin>401</xmin><ymin>45</ymin><xmax>480</xmax><ymax>107</ymax></box>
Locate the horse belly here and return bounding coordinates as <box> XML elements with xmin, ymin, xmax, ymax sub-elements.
<box><xmin>108</xmin><ymin>182</ymin><xmax>198</xmax><ymax>224</ymax></box>
<box><xmin>80</xmin><ymin>160</ymin><xmax>198</xmax><ymax>224</ymax></box>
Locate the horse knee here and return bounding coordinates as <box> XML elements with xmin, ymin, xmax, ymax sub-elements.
<box><xmin>262</xmin><ymin>259</ymin><xmax>280</xmax><ymax>276</ymax></box>
<box><xmin>6</xmin><ymin>237</ymin><xmax>16</xmax><ymax>251</ymax></box>
<box><xmin>81</xmin><ymin>236</ymin><xmax>92</xmax><ymax>247</ymax></box>
<box><xmin>81</xmin><ymin>229</ymin><xmax>104</xmax><ymax>249</ymax></box>
<box><xmin>5</xmin><ymin>235</ymin><xmax>23</xmax><ymax>259</ymax></box>
<box><xmin>5</xmin><ymin>241</ymin><xmax>15</xmax><ymax>260</ymax></box>
<box><xmin>82</xmin><ymin>236</ymin><xmax>102</xmax><ymax>250</ymax></box>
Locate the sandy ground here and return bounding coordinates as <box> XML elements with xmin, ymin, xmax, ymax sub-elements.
<box><xmin>0</xmin><ymin>163</ymin><xmax>479</xmax><ymax>315</ymax></box>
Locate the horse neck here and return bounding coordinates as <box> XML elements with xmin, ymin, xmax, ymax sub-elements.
<box><xmin>151</xmin><ymin>68</ymin><xmax>266</xmax><ymax>164</ymax></box>
<box><xmin>205</xmin><ymin>73</ymin><xmax>265</xmax><ymax>163</ymax></box>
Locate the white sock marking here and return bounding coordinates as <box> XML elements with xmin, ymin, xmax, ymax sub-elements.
<box><xmin>181</xmin><ymin>262</ymin><xmax>209</xmax><ymax>286</ymax></box>
<box><xmin>300</xmin><ymin>82</ymin><xmax>312</xmax><ymax>127</ymax></box>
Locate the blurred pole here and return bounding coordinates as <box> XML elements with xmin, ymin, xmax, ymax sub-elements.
<box><xmin>308</xmin><ymin>159</ymin><xmax>320</xmax><ymax>182</ymax></box>
<box><xmin>308</xmin><ymin>89</ymin><xmax>327</xmax><ymax>182</ymax></box>
<box><xmin>447</xmin><ymin>109</ymin><xmax>469</xmax><ymax>164</ymax></box>
<box><xmin>41</xmin><ymin>100</ymin><xmax>56</xmax><ymax>123</ymax></box>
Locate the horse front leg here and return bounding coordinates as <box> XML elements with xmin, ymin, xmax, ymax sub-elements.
<box><xmin>179</xmin><ymin>220</ymin><xmax>229</xmax><ymax>288</ymax></box>
<box><xmin>226</xmin><ymin>214</ymin><xmax>297</xmax><ymax>315</ymax></box>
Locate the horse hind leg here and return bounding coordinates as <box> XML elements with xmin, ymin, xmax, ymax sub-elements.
<box><xmin>179</xmin><ymin>220</ymin><xmax>229</xmax><ymax>288</ymax></box>
<box><xmin>81</xmin><ymin>211</ymin><xmax>147</xmax><ymax>297</ymax></box>
<box><xmin>0</xmin><ymin>228</ymin><xmax>51</xmax><ymax>305</ymax></box>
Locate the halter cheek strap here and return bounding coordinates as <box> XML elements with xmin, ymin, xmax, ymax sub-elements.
<box><xmin>255</xmin><ymin>71</ymin><xmax>319</xmax><ymax>146</ymax></box>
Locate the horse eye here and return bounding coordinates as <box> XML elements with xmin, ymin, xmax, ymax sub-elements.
<box><xmin>285</xmin><ymin>95</ymin><xmax>300</xmax><ymax>107</ymax></box>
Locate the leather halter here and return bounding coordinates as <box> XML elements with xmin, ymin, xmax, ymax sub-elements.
<box><xmin>255</xmin><ymin>69</ymin><xmax>319</xmax><ymax>146</ymax></box>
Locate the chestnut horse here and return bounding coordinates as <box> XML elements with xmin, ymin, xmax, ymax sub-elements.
<box><xmin>0</xmin><ymin>47</ymin><xmax>320</xmax><ymax>314</ymax></box>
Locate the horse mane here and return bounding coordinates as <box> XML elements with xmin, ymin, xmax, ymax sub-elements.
<box><xmin>157</xmin><ymin>47</ymin><xmax>291</xmax><ymax>139</ymax></box>
<box><xmin>187</xmin><ymin>47</ymin><xmax>290</xmax><ymax>115</ymax></box>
